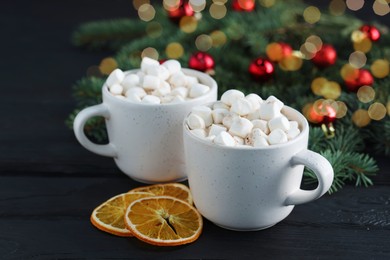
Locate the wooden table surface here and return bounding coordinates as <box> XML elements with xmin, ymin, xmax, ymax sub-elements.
<box><xmin>1</xmin><ymin>1</ymin><xmax>390</xmax><ymax>259</ymax></box>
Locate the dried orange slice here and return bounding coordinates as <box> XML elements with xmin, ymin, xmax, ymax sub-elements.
<box><xmin>91</xmin><ymin>192</ymin><xmax>153</xmax><ymax>237</ymax></box>
<box><xmin>129</xmin><ymin>183</ymin><xmax>193</xmax><ymax>205</ymax></box>
<box><xmin>124</xmin><ymin>196</ymin><xmax>203</xmax><ymax>246</ymax></box>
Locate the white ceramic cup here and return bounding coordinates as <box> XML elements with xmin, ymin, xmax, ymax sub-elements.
<box><xmin>73</xmin><ymin>68</ymin><xmax>217</xmax><ymax>183</ymax></box>
<box><xmin>183</xmin><ymin>104</ymin><xmax>334</xmax><ymax>231</ymax></box>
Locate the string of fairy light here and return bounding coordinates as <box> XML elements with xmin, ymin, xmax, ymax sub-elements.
<box><xmin>91</xmin><ymin>0</ymin><xmax>389</xmax><ymax>129</ymax></box>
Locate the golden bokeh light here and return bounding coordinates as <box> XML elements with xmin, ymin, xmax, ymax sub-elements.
<box><xmin>138</xmin><ymin>3</ymin><xmax>156</xmax><ymax>22</ymax></box>
<box><xmin>141</xmin><ymin>47</ymin><xmax>159</xmax><ymax>60</ymax></box>
<box><xmin>322</xmin><ymin>81</ymin><xmax>342</xmax><ymax>100</ymax></box>
<box><xmin>209</xmin><ymin>3</ymin><xmax>227</xmax><ymax>19</ymax></box>
<box><xmin>179</xmin><ymin>16</ymin><xmax>198</xmax><ymax>33</ymax></box>
<box><xmin>306</xmin><ymin>35</ymin><xmax>323</xmax><ymax>52</ymax></box>
<box><xmin>329</xmin><ymin>0</ymin><xmax>346</xmax><ymax>15</ymax></box>
<box><xmin>349</xmin><ymin>51</ymin><xmax>367</xmax><ymax>68</ymax></box>
<box><xmin>353</xmin><ymin>37</ymin><xmax>372</xmax><ymax>53</ymax></box>
<box><xmin>195</xmin><ymin>34</ymin><xmax>213</xmax><ymax>51</ymax></box>
<box><xmin>373</xmin><ymin>0</ymin><xmax>390</xmax><ymax>16</ymax></box>
<box><xmin>346</xmin><ymin>0</ymin><xmax>364</xmax><ymax>11</ymax></box>
<box><xmin>357</xmin><ymin>85</ymin><xmax>376</xmax><ymax>103</ymax></box>
<box><xmin>266</xmin><ymin>42</ymin><xmax>284</xmax><ymax>62</ymax></box>
<box><xmin>352</xmin><ymin>109</ymin><xmax>371</xmax><ymax>127</ymax></box>
<box><xmin>303</xmin><ymin>6</ymin><xmax>321</xmax><ymax>24</ymax></box>
<box><xmin>311</xmin><ymin>77</ymin><xmax>328</xmax><ymax>96</ymax></box>
<box><xmin>341</xmin><ymin>63</ymin><xmax>359</xmax><ymax>80</ymax></box>
<box><xmin>189</xmin><ymin>0</ymin><xmax>206</xmax><ymax>12</ymax></box>
<box><xmin>99</xmin><ymin>57</ymin><xmax>118</xmax><ymax>75</ymax></box>
<box><xmin>213</xmin><ymin>0</ymin><xmax>228</xmax><ymax>3</ymax></box>
<box><xmin>368</xmin><ymin>102</ymin><xmax>387</xmax><ymax>120</ymax></box>
<box><xmin>335</xmin><ymin>101</ymin><xmax>348</xmax><ymax>118</ymax></box>
<box><xmin>133</xmin><ymin>0</ymin><xmax>150</xmax><ymax>10</ymax></box>
<box><xmin>300</xmin><ymin>44</ymin><xmax>316</xmax><ymax>60</ymax></box>
<box><xmin>387</xmin><ymin>101</ymin><xmax>390</xmax><ymax>116</ymax></box>
<box><xmin>163</xmin><ymin>0</ymin><xmax>180</xmax><ymax>11</ymax></box>
<box><xmin>279</xmin><ymin>53</ymin><xmax>303</xmax><ymax>71</ymax></box>
<box><xmin>146</xmin><ymin>22</ymin><xmax>163</xmax><ymax>38</ymax></box>
<box><xmin>371</xmin><ymin>59</ymin><xmax>390</xmax><ymax>78</ymax></box>
<box><xmin>351</xmin><ymin>30</ymin><xmax>366</xmax><ymax>43</ymax></box>
<box><xmin>166</xmin><ymin>42</ymin><xmax>184</xmax><ymax>59</ymax></box>
<box><xmin>210</xmin><ymin>30</ymin><xmax>227</xmax><ymax>47</ymax></box>
<box><xmin>259</xmin><ymin>0</ymin><xmax>276</xmax><ymax>8</ymax></box>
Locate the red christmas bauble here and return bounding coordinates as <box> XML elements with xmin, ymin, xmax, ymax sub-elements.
<box><xmin>308</xmin><ymin>104</ymin><xmax>337</xmax><ymax>124</ymax></box>
<box><xmin>360</xmin><ymin>25</ymin><xmax>381</xmax><ymax>41</ymax></box>
<box><xmin>248</xmin><ymin>58</ymin><xmax>274</xmax><ymax>81</ymax></box>
<box><xmin>279</xmin><ymin>42</ymin><xmax>293</xmax><ymax>58</ymax></box>
<box><xmin>312</xmin><ymin>44</ymin><xmax>337</xmax><ymax>68</ymax></box>
<box><xmin>188</xmin><ymin>52</ymin><xmax>215</xmax><ymax>72</ymax></box>
<box><xmin>232</xmin><ymin>0</ymin><xmax>255</xmax><ymax>11</ymax></box>
<box><xmin>167</xmin><ymin>0</ymin><xmax>194</xmax><ymax>23</ymax></box>
<box><xmin>344</xmin><ymin>69</ymin><xmax>374</xmax><ymax>92</ymax></box>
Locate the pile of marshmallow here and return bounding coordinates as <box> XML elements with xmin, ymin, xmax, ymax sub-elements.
<box><xmin>186</xmin><ymin>90</ymin><xmax>301</xmax><ymax>147</ymax></box>
<box><xmin>105</xmin><ymin>57</ymin><xmax>211</xmax><ymax>104</ymax></box>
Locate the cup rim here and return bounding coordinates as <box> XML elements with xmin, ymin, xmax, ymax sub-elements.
<box><xmin>102</xmin><ymin>68</ymin><xmax>217</xmax><ymax>107</ymax></box>
<box><xmin>183</xmin><ymin>103</ymin><xmax>309</xmax><ymax>151</ymax></box>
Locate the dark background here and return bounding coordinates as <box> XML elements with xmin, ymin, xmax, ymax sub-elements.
<box><xmin>0</xmin><ymin>0</ymin><xmax>389</xmax><ymax>258</ymax></box>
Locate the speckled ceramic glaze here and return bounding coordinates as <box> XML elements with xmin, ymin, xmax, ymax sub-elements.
<box><xmin>183</xmin><ymin>105</ymin><xmax>334</xmax><ymax>231</ymax></box>
<box><xmin>74</xmin><ymin>68</ymin><xmax>217</xmax><ymax>183</ymax></box>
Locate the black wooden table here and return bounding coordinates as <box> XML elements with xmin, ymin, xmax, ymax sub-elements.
<box><xmin>1</xmin><ymin>1</ymin><xmax>390</xmax><ymax>259</ymax></box>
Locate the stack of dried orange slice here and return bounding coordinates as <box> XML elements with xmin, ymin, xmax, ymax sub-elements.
<box><xmin>90</xmin><ymin>183</ymin><xmax>203</xmax><ymax>246</ymax></box>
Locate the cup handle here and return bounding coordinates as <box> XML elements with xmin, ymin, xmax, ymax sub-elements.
<box><xmin>284</xmin><ymin>149</ymin><xmax>334</xmax><ymax>206</ymax></box>
<box><xmin>73</xmin><ymin>104</ymin><xmax>117</xmax><ymax>157</ymax></box>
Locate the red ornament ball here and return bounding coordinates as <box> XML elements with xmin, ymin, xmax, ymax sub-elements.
<box><xmin>167</xmin><ymin>0</ymin><xmax>194</xmax><ymax>23</ymax></box>
<box><xmin>232</xmin><ymin>0</ymin><xmax>255</xmax><ymax>11</ymax></box>
<box><xmin>312</xmin><ymin>44</ymin><xmax>337</xmax><ymax>68</ymax></box>
<box><xmin>248</xmin><ymin>58</ymin><xmax>274</xmax><ymax>81</ymax></box>
<box><xmin>188</xmin><ymin>52</ymin><xmax>215</xmax><ymax>72</ymax></box>
<box><xmin>360</xmin><ymin>25</ymin><xmax>381</xmax><ymax>41</ymax></box>
<box><xmin>307</xmin><ymin>104</ymin><xmax>337</xmax><ymax>125</ymax></box>
<box><xmin>344</xmin><ymin>69</ymin><xmax>374</xmax><ymax>92</ymax></box>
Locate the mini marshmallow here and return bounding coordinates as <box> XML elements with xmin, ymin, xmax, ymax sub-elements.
<box><xmin>190</xmin><ymin>129</ymin><xmax>207</xmax><ymax>139</ymax></box>
<box><xmin>147</xmin><ymin>65</ymin><xmax>170</xmax><ymax>81</ymax></box>
<box><xmin>189</xmin><ymin>83</ymin><xmax>210</xmax><ymax>98</ymax></box>
<box><xmin>136</xmin><ymin>71</ymin><xmax>145</xmax><ymax>85</ymax></box>
<box><xmin>142</xmin><ymin>75</ymin><xmax>160</xmax><ymax>90</ymax></box>
<box><xmin>213</xmin><ymin>101</ymin><xmax>230</xmax><ymax>110</ymax></box>
<box><xmin>251</xmin><ymin>119</ymin><xmax>270</xmax><ymax>134</ymax></box>
<box><xmin>230</xmin><ymin>97</ymin><xmax>253</xmax><ymax>116</ymax></box>
<box><xmin>246</xmin><ymin>109</ymin><xmax>261</xmax><ymax>120</ymax></box>
<box><xmin>221</xmin><ymin>89</ymin><xmax>245</xmax><ymax>106</ymax></box>
<box><xmin>214</xmin><ymin>131</ymin><xmax>236</xmax><ymax>147</ymax></box>
<box><xmin>191</xmin><ymin>106</ymin><xmax>213</xmax><ymax>127</ymax></box>
<box><xmin>259</xmin><ymin>102</ymin><xmax>282</xmax><ymax>121</ymax></box>
<box><xmin>187</xmin><ymin>113</ymin><xmax>206</xmax><ymax>130</ymax></box>
<box><xmin>253</xmin><ymin>136</ymin><xmax>269</xmax><ymax>147</ymax></box>
<box><xmin>287</xmin><ymin>127</ymin><xmax>301</xmax><ymax>140</ymax></box>
<box><xmin>171</xmin><ymin>87</ymin><xmax>189</xmax><ymax>98</ymax></box>
<box><xmin>122</xmin><ymin>74</ymin><xmax>140</xmax><ymax>90</ymax></box>
<box><xmin>229</xmin><ymin>117</ymin><xmax>254</xmax><ymax>138</ymax></box>
<box><xmin>222</xmin><ymin>113</ymin><xmax>240</xmax><ymax>129</ymax></box>
<box><xmin>160</xmin><ymin>95</ymin><xmax>174</xmax><ymax>104</ymax></box>
<box><xmin>162</xmin><ymin>59</ymin><xmax>181</xmax><ymax>75</ymax></box>
<box><xmin>141</xmin><ymin>57</ymin><xmax>159</xmax><ymax>73</ymax></box>
<box><xmin>205</xmin><ymin>135</ymin><xmax>216</xmax><ymax>142</ymax></box>
<box><xmin>245</xmin><ymin>93</ymin><xmax>263</xmax><ymax>111</ymax></box>
<box><xmin>141</xmin><ymin>95</ymin><xmax>161</xmax><ymax>104</ymax></box>
<box><xmin>152</xmin><ymin>80</ymin><xmax>171</xmax><ymax>96</ymax></box>
<box><xmin>169</xmin><ymin>71</ymin><xmax>187</xmax><ymax>88</ymax></box>
<box><xmin>209</xmin><ymin>124</ymin><xmax>227</xmax><ymax>137</ymax></box>
<box><xmin>170</xmin><ymin>95</ymin><xmax>186</xmax><ymax>103</ymax></box>
<box><xmin>289</xmin><ymin>121</ymin><xmax>299</xmax><ymax>129</ymax></box>
<box><xmin>266</xmin><ymin>95</ymin><xmax>284</xmax><ymax>110</ymax></box>
<box><xmin>109</xmin><ymin>84</ymin><xmax>123</xmax><ymax>95</ymax></box>
<box><xmin>245</xmin><ymin>128</ymin><xmax>267</xmax><ymax>146</ymax></box>
<box><xmin>233</xmin><ymin>136</ymin><xmax>244</xmax><ymax>145</ymax></box>
<box><xmin>212</xmin><ymin>108</ymin><xmax>229</xmax><ymax>124</ymax></box>
<box><xmin>268</xmin><ymin>129</ymin><xmax>288</xmax><ymax>145</ymax></box>
<box><xmin>268</xmin><ymin>116</ymin><xmax>290</xmax><ymax>132</ymax></box>
<box><xmin>126</xmin><ymin>93</ymin><xmax>142</xmax><ymax>103</ymax></box>
<box><xmin>106</xmin><ymin>69</ymin><xmax>125</xmax><ymax>87</ymax></box>
<box><xmin>186</xmin><ymin>75</ymin><xmax>199</xmax><ymax>86</ymax></box>
<box><xmin>125</xmin><ymin>87</ymin><xmax>147</xmax><ymax>99</ymax></box>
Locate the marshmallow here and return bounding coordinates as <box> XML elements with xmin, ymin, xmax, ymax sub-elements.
<box><xmin>169</xmin><ymin>71</ymin><xmax>187</xmax><ymax>88</ymax></box>
<box><xmin>266</xmin><ymin>95</ymin><xmax>284</xmax><ymax>110</ymax></box>
<box><xmin>213</xmin><ymin>101</ymin><xmax>230</xmax><ymax>110</ymax></box>
<box><xmin>191</xmin><ymin>106</ymin><xmax>213</xmax><ymax>127</ymax></box>
<box><xmin>187</xmin><ymin>113</ymin><xmax>206</xmax><ymax>130</ymax></box>
<box><xmin>205</xmin><ymin>135</ymin><xmax>216</xmax><ymax>142</ymax></box>
<box><xmin>126</xmin><ymin>93</ymin><xmax>142</xmax><ymax>103</ymax></box>
<box><xmin>106</xmin><ymin>69</ymin><xmax>125</xmax><ymax>87</ymax></box>
<box><xmin>214</xmin><ymin>131</ymin><xmax>236</xmax><ymax>147</ymax></box>
<box><xmin>259</xmin><ymin>102</ymin><xmax>282</xmax><ymax>121</ymax></box>
<box><xmin>189</xmin><ymin>83</ymin><xmax>210</xmax><ymax>98</ymax></box>
<box><xmin>147</xmin><ymin>65</ymin><xmax>170</xmax><ymax>81</ymax></box>
<box><xmin>109</xmin><ymin>84</ymin><xmax>123</xmax><ymax>95</ymax></box>
<box><xmin>233</xmin><ymin>136</ymin><xmax>244</xmax><ymax>145</ymax></box>
<box><xmin>289</xmin><ymin>121</ymin><xmax>299</xmax><ymax>129</ymax></box>
<box><xmin>222</xmin><ymin>113</ymin><xmax>240</xmax><ymax>129</ymax></box>
<box><xmin>141</xmin><ymin>57</ymin><xmax>159</xmax><ymax>73</ymax></box>
<box><xmin>251</xmin><ymin>119</ymin><xmax>270</xmax><ymax>134</ymax></box>
<box><xmin>171</xmin><ymin>87</ymin><xmax>189</xmax><ymax>98</ymax></box>
<box><xmin>152</xmin><ymin>80</ymin><xmax>171</xmax><ymax>96</ymax></box>
<box><xmin>142</xmin><ymin>95</ymin><xmax>161</xmax><ymax>104</ymax></box>
<box><xmin>185</xmin><ymin>75</ymin><xmax>199</xmax><ymax>86</ymax></box>
<box><xmin>245</xmin><ymin>128</ymin><xmax>267</xmax><ymax>146</ymax></box>
<box><xmin>160</xmin><ymin>95</ymin><xmax>174</xmax><ymax>104</ymax></box>
<box><xmin>221</xmin><ymin>89</ymin><xmax>245</xmax><ymax>106</ymax></box>
<box><xmin>125</xmin><ymin>87</ymin><xmax>147</xmax><ymax>99</ymax></box>
<box><xmin>142</xmin><ymin>75</ymin><xmax>160</xmax><ymax>90</ymax></box>
<box><xmin>212</xmin><ymin>108</ymin><xmax>229</xmax><ymax>124</ymax></box>
<box><xmin>229</xmin><ymin>117</ymin><xmax>254</xmax><ymax>138</ymax></box>
<box><xmin>209</xmin><ymin>124</ymin><xmax>227</xmax><ymax>137</ymax></box>
<box><xmin>122</xmin><ymin>74</ymin><xmax>140</xmax><ymax>90</ymax></box>
<box><xmin>136</xmin><ymin>71</ymin><xmax>145</xmax><ymax>85</ymax></box>
<box><xmin>171</xmin><ymin>95</ymin><xmax>186</xmax><ymax>103</ymax></box>
<box><xmin>162</xmin><ymin>59</ymin><xmax>181</xmax><ymax>75</ymax></box>
<box><xmin>230</xmin><ymin>97</ymin><xmax>253</xmax><ymax>116</ymax></box>
<box><xmin>268</xmin><ymin>129</ymin><xmax>288</xmax><ymax>145</ymax></box>
<box><xmin>245</xmin><ymin>93</ymin><xmax>263</xmax><ymax>111</ymax></box>
<box><xmin>287</xmin><ymin>127</ymin><xmax>301</xmax><ymax>140</ymax></box>
<box><xmin>246</xmin><ymin>109</ymin><xmax>261</xmax><ymax>120</ymax></box>
<box><xmin>268</xmin><ymin>116</ymin><xmax>290</xmax><ymax>132</ymax></box>
<box><xmin>190</xmin><ymin>129</ymin><xmax>207</xmax><ymax>139</ymax></box>
<box><xmin>253</xmin><ymin>136</ymin><xmax>269</xmax><ymax>147</ymax></box>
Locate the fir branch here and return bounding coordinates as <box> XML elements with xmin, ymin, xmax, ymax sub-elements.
<box><xmin>72</xmin><ymin>77</ymin><xmax>105</xmax><ymax>107</ymax></box>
